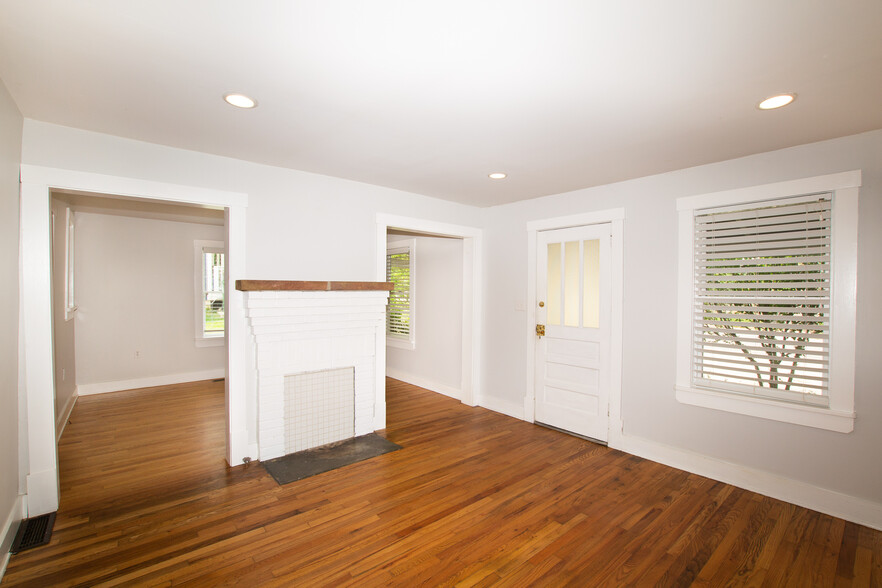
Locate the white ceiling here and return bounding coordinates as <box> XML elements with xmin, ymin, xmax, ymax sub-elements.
<box><xmin>2</xmin><ymin>1</ymin><xmax>881</xmax><ymax>207</ymax></box>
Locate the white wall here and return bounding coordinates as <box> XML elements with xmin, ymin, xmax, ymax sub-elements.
<box><xmin>386</xmin><ymin>235</ymin><xmax>463</xmax><ymax>396</ymax></box>
<box><xmin>0</xmin><ymin>78</ymin><xmax>23</xmax><ymax>570</ymax></box>
<box><xmin>20</xmin><ymin>120</ymin><xmax>485</xmax><ymax>283</ymax></box>
<box><xmin>18</xmin><ymin>118</ymin><xmax>882</xmax><ymax>524</ymax></box>
<box><xmin>51</xmin><ymin>198</ymin><xmax>77</xmax><ymax>432</ymax></box>
<box><xmin>482</xmin><ymin>129</ymin><xmax>882</xmax><ymax>508</ymax></box>
<box><xmin>73</xmin><ymin>211</ymin><xmax>225</xmax><ymax>392</ymax></box>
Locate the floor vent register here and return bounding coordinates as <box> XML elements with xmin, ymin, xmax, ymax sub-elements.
<box><xmin>10</xmin><ymin>512</ymin><xmax>56</xmax><ymax>554</ymax></box>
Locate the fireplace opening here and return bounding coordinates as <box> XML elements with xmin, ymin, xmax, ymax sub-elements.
<box><xmin>284</xmin><ymin>367</ymin><xmax>355</xmax><ymax>454</ymax></box>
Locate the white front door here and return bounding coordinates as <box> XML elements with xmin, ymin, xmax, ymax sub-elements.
<box><xmin>534</xmin><ymin>224</ymin><xmax>611</xmax><ymax>442</ymax></box>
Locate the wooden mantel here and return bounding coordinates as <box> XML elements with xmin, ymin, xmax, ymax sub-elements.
<box><xmin>235</xmin><ymin>280</ymin><xmax>393</xmax><ymax>292</ymax></box>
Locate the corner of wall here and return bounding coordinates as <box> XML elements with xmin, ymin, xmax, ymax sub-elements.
<box><xmin>0</xmin><ymin>494</ymin><xmax>24</xmax><ymax>581</ymax></box>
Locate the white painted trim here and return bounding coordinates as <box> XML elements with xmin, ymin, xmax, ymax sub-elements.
<box><xmin>19</xmin><ymin>165</ymin><xmax>248</xmax><ymax>208</ymax></box>
<box><xmin>376</xmin><ymin>214</ymin><xmax>482</xmax><ymax>409</ymax></box>
<box><xmin>481</xmin><ymin>395</ymin><xmax>526</xmax><ymax>421</ymax></box>
<box><xmin>674</xmin><ymin>171</ymin><xmax>860</xmax><ymax>432</ymax></box>
<box><xmin>675</xmin><ymin>385</ymin><xmax>855</xmax><ymax>433</ymax></box>
<box><xmin>526</xmin><ymin>208</ymin><xmax>625</xmax><ymax>232</ymax></box>
<box><xmin>675</xmin><ymin>170</ymin><xmax>861</xmax><ymax>211</ymax></box>
<box><xmin>612</xmin><ymin>433</ymin><xmax>882</xmax><ymax>532</ymax></box>
<box><xmin>525</xmin><ymin>208</ymin><xmax>625</xmax><ymax>445</ymax></box>
<box><xmin>19</xmin><ymin>165</ymin><xmax>249</xmax><ymax>516</ymax></box>
<box><xmin>0</xmin><ymin>495</ymin><xmax>24</xmax><ymax>581</ymax></box>
<box><xmin>55</xmin><ymin>389</ymin><xmax>78</xmax><ymax>442</ymax></box>
<box><xmin>386</xmin><ymin>368</ymin><xmax>461</xmax><ymax>400</ymax></box>
<box><xmin>77</xmin><ymin>369</ymin><xmax>226</xmax><ymax>396</ymax></box>
<box><xmin>19</xmin><ymin>180</ymin><xmax>59</xmax><ymax>517</ymax></box>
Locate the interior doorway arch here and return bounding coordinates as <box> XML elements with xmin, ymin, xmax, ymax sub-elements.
<box><xmin>19</xmin><ymin>164</ymin><xmax>249</xmax><ymax>517</ymax></box>
<box><xmin>375</xmin><ymin>214</ymin><xmax>482</xmax><ymax>414</ymax></box>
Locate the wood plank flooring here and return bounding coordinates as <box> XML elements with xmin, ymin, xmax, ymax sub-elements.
<box><xmin>3</xmin><ymin>378</ymin><xmax>880</xmax><ymax>586</ymax></box>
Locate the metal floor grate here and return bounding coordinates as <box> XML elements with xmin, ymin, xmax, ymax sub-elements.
<box><xmin>10</xmin><ymin>512</ymin><xmax>56</xmax><ymax>554</ymax></box>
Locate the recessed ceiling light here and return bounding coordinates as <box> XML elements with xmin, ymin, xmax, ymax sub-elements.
<box><xmin>488</xmin><ymin>172</ymin><xmax>507</xmax><ymax>180</ymax></box>
<box><xmin>757</xmin><ymin>93</ymin><xmax>796</xmax><ymax>110</ymax></box>
<box><xmin>224</xmin><ymin>93</ymin><xmax>258</xmax><ymax>109</ymax></box>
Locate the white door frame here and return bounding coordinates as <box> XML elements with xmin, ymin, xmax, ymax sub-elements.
<box><xmin>19</xmin><ymin>164</ymin><xmax>249</xmax><ymax>517</ymax></box>
<box><xmin>525</xmin><ymin>209</ymin><xmax>624</xmax><ymax>446</ymax></box>
<box><xmin>376</xmin><ymin>214</ymin><xmax>482</xmax><ymax>412</ymax></box>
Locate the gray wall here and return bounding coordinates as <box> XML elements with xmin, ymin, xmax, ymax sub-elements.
<box><xmin>483</xmin><ymin>129</ymin><xmax>882</xmax><ymax>504</ymax></box>
<box><xmin>73</xmin><ymin>212</ymin><xmax>225</xmax><ymax>389</ymax></box>
<box><xmin>51</xmin><ymin>198</ymin><xmax>76</xmax><ymax>431</ymax></box>
<box><xmin>0</xmin><ymin>79</ymin><xmax>22</xmax><ymax>550</ymax></box>
<box><xmin>386</xmin><ymin>235</ymin><xmax>463</xmax><ymax>394</ymax></box>
<box><xmin>18</xmin><ymin>118</ymin><xmax>882</xmax><ymax>513</ymax></box>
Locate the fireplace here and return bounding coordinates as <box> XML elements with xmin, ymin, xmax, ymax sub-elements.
<box><xmin>237</xmin><ymin>280</ymin><xmax>393</xmax><ymax>461</ymax></box>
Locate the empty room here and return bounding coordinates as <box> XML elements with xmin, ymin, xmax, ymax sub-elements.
<box><xmin>1</xmin><ymin>1</ymin><xmax>881</xmax><ymax>586</ymax></box>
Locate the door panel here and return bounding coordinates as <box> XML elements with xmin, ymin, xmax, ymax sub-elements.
<box><xmin>535</xmin><ymin>224</ymin><xmax>611</xmax><ymax>441</ymax></box>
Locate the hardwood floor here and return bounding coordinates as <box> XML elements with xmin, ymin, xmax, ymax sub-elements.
<box><xmin>3</xmin><ymin>378</ymin><xmax>880</xmax><ymax>587</ymax></box>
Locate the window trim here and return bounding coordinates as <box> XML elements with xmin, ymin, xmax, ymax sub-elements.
<box><xmin>386</xmin><ymin>238</ymin><xmax>416</xmax><ymax>351</ymax></box>
<box><xmin>64</xmin><ymin>207</ymin><xmax>77</xmax><ymax>321</ymax></box>
<box><xmin>194</xmin><ymin>239</ymin><xmax>225</xmax><ymax>347</ymax></box>
<box><xmin>675</xmin><ymin>171</ymin><xmax>859</xmax><ymax>433</ymax></box>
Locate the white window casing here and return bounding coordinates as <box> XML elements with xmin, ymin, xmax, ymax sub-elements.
<box><xmin>194</xmin><ymin>239</ymin><xmax>225</xmax><ymax>347</ymax></box>
<box><xmin>64</xmin><ymin>207</ymin><xmax>77</xmax><ymax>320</ymax></box>
<box><xmin>675</xmin><ymin>171</ymin><xmax>859</xmax><ymax>433</ymax></box>
<box><xmin>386</xmin><ymin>238</ymin><xmax>416</xmax><ymax>350</ymax></box>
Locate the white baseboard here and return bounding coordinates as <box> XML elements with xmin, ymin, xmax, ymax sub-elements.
<box><xmin>480</xmin><ymin>394</ymin><xmax>526</xmax><ymax>420</ymax></box>
<box><xmin>482</xmin><ymin>394</ymin><xmax>882</xmax><ymax>531</ymax></box>
<box><xmin>55</xmin><ymin>388</ymin><xmax>78</xmax><ymax>441</ymax></box>
<box><xmin>612</xmin><ymin>433</ymin><xmax>882</xmax><ymax>532</ymax></box>
<box><xmin>77</xmin><ymin>369</ymin><xmax>226</xmax><ymax>396</ymax></box>
<box><xmin>0</xmin><ymin>495</ymin><xmax>24</xmax><ymax>581</ymax></box>
<box><xmin>386</xmin><ymin>369</ymin><xmax>461</xmax><ymax>400</ymax></box>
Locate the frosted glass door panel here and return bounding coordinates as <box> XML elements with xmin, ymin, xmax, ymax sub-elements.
<box><xmin>583</xmin><ymin>239</ymin><xmax>600</xmax><ymax>329</ymax></box>
<box><xmin>547</xmin><ymin>243</ymin><xmax>561</xmax><ymax>325</ymax></box>
<box><xmin>546</xmin><ymin>239</ymin><xmax>601</xmax><ymax>329</ymax></box>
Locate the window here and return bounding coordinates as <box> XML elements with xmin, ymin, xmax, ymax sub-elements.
<box><xmin>194</xmin><ymin>240</ymin><xmax>225</xmax><ymax>346</ymax></box>
<box><xmin>675</xmin><ymin>171</ymin><xmax>859</xmax><ymax>432</ymax></box>
<box><xmin>386</xmin><ymin>239</ymin><xmax>415</xmax><ymax>350</ymax></box>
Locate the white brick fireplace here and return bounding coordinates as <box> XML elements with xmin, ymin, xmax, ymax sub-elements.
<box><xmin>237</xmin><ymin>281</ymin><xmax>392</xmax><ymax>461</ymax></box>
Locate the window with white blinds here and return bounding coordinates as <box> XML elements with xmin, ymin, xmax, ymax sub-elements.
<box><xmin>386</xmin><ymin>241</ymin><xmax>415</xmax><ymax>347</ymax></box>
<box><xmin>675</xmin><ymin>171</ymin><xmax>859</xmax><ymax>433</ymax></box>
<box><xmin>693</xmin><ymin>194</ymin><xmax>831</xmax><ymax>405</ymax></box>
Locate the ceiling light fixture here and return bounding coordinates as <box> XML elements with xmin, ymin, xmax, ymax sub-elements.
<box><xmin>757</xmin><ymin>93</ymin><xmax>796</xmax><ymax>110</ymax></box>
<box><xmin>224</xmin><ymin>93</ymin><xmax>258</xmax><ymax>109</ymax></box>
<box><xmin>488</xmin><ymin>172</ymin><xmax>507</xmax><ymax>180</ymax></box>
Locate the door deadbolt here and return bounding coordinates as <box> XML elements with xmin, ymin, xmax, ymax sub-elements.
<box><xmin>538</xmin><ymin>301</ymin><xmax>545</xmax><ymax>307</ymax></box>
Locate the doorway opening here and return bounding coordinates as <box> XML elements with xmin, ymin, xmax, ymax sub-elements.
<box><xmin>19</xmin><ymin>165</ymin><xmax>248</xmax><ymax>516</ymax></box>
<box><xmin>525</xmin><ymin>209</ymin><xmax>624</xmax><ymax>447</ymax></box>
<box><xmin>49</xmin><ymin>190</ymin><xmax>227</xmax><ymax>444</ymax></box>
<box><xmin>376</xmin><ymin>214</ymin><xmax>482</xmax><ymax>415</ymax></box>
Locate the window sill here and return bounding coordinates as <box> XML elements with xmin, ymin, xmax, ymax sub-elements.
<box><xmin>195</xmin><ymin>336</ymin><xmax>225</xmax><ymax>348</ymax></box>
<box><xmin>386</xmin><ymin>336</ymin><xmax>415</xmax><ymax>351</ymax></box>
<box><xmin>675</xmin><ymin>385</ymin><xmax>854</xmax><ymax>433</ymax></box>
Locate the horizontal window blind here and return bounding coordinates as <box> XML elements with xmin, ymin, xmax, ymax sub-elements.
<box><xmin>386</xmin><ymin>249</ymin><xmax>411</xmax><ymax>337</ymax></box>
<box><xmin>692</xmin><ymin>194</ymin><xmax>831</xmax><ymax>405</ymax></box>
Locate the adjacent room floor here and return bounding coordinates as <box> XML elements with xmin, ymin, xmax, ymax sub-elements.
<box><xmin>3</xmin><ymin>378</ymin><xmax>880</xmax><ymax>586</ymax></box>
